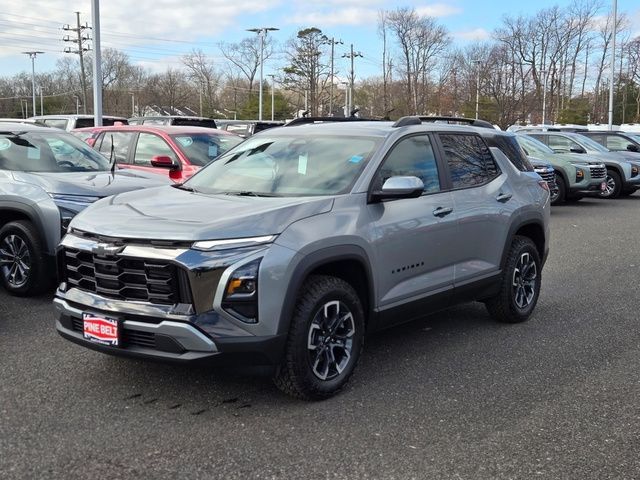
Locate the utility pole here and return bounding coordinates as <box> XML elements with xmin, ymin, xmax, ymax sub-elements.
<box><xmin>608</xmin><ymin>0</ymin><xmax>617</xmax><ymax>130</ymax></box>
<box><xmin>91</xmin><ymin>0</ymin><xmax>103</xmax><ymax>126</ymax></box>
<box><xmin>39</xmin><ymin>86</ymin><xmax>44</xmax><ymax>115</ymax></box>
<box><xmin>63</xmin><ymin>12</ymin><xmax>90</xmax><ymax>114</ymax></box>
<box><xmin>323</xmin><ymin>37</ymin><xmax>343</xmax><ymax>116</ymax></box>
<box><xmin>342</xmin><ymin>45</ymin><xmax>363</xmax><ymax>116</ymax></box>
<box><xmin>22</xmin><ymin>52</ymin><xmax>44</xmax><ymax>117</ymax></box>
<box><xmin>247</xmin><ymin>27</ymin><xmax>279</xmax><ymax>121</ymax></box>
<box><xmin>130</xmin><ymin>92</ymin><xmax>135</xmax><ymax>116</ymax></box>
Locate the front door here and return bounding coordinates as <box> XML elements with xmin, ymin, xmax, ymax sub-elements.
<box><xmin>368</xmin><ymin>134</ymin><xmax>457</xmax><ymax>321</ymax></box>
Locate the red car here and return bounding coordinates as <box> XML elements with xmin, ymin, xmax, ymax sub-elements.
<box><xmin>72</xmin><ymin>125</ymin><xmax>243</xmax><ymax>182</ymax></box>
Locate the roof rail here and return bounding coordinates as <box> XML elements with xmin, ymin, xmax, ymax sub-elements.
<box><xmin>392</xmin><ymin>115</ymin><xmax>494</xmax><ymax>129</ymax></box>
<box><xmin>285</xmin><ymin>116</ymin><xmax>382</xmax><ymax>127</ymax></box>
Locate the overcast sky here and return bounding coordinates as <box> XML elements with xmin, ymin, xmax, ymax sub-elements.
<box><xmin>1</xmin><ymin>0</ymin><xmax>638</xmax><ymax>80</ymax></box>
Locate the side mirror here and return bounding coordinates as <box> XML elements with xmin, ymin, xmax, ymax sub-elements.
<box><xmin>369</xmin><ymin>176</ymin><xmax>424</xmax><ymax>203</ymax></box>
<box><xmin>626</xmin><ymin>144</ymin><xmax>639</xmax><ymax>153</ymax></box>
<box><xmin>569</xmin><ymin>147</ymin><xmax>586</xmax><ymax>154</ymax></box>
<box><xmin>150</xmin><ymin>155</ymin><xmax>180</xmax><ymax>170</ymax></box>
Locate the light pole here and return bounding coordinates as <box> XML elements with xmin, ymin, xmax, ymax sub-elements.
<box><xmin>39</xmin><ymin>86</ymin><xmax>44</xmax><ymax>115</ymax></box>
<box><xmin>91</xmin><ymin>0</ymin><xmax>103</xmax><ymax>125</ymax></box>
<box><xmin>130</xmin><ymin>92</ymin><xmax>135</xmax><ymax>116</ymax></box>
<box><xmin>473</xmin><ymin>59</ymin><xmax>481</xmax><ymax>120</ymax></box>
<box><xmin>22</xmin><ymin>51</ymin><xmax>44</xmax><ymax>117</ymax></box>
<box><xmin>247</xmin><ymin>27</ymin><xmax>279</xmax><ymax>121</ymax></box>
<box><xmin>268</xmin><ymin>74</ymin><xmax>276</xmax><ymax>121</ymax></box>
<box><xmin>608</xmin><ymin>0</ymin><xmax>617</xmax><ymax>130</ymax></box>
<box><xmin>341</xmin><ymin>81</ymin><xmax>349</xmax><ymax>117</ymax></box>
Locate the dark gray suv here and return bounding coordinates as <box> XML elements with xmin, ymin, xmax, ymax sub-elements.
<box><xmin>55</xmin><ymin>117</ymin><xmax>550</xmax><ymax>399</ymax></box>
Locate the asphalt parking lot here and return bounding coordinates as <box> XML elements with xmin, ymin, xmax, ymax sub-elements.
<box><xmin>2</xmin><ymin>194</ymin><xmax>640</xmax><ymax>480</ymax></box>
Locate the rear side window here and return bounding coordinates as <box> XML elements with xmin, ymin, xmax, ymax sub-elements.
<box><xmin>487</xmin><ymin>135</ymin><xmax>533</xmax><ymax>172</ymax></box>
<box><xmin>439</xmin><ymin>134</ymin><xmax>500</xmax><ymax>189</ymax></box>
<box><xmin>43</xmin><ymin>119</ymin><xmax>68</xmax><ymax>130</ymax></box>
<box><xmin>376</xmin><ymin>135</ymin><xmax>440</xmax><ymax>193</ymax></box>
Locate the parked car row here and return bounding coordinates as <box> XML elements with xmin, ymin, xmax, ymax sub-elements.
<box><xmin>1</xmin><ymin>114</ymin><xmax>636</xmax><ymax>400</ymax></box>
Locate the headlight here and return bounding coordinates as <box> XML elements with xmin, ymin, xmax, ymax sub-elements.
<box><xmin>193</xmin><ymin>235</ymin><xmax>276</xmax><ymax>252</ymax></box>
<box><xmin>222</xmin><ymin>258</ymin><xmax>261</xmax><ymax>323</ymax></box>
<box><xmin>575</xmin><ymin>168</ymin><xmax>584</xmax><ymax>181</ymax></box>
<box><xmin>58</xmin><ymin>207</ymin><xmax>76</xmax><ymax>233</ymax></box>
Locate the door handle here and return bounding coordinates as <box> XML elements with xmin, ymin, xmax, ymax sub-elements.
<box><xmin>496</xmin><ymin>192</ymin><xmax>513</xmax><ymax>203</ymax></box>
<box><xmin>432</xmin><ymin>206</ymin><xmax>453</xmax><ymax>217</ymax></box>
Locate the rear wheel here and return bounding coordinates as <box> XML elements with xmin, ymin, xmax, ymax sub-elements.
<box><xmin>274</xmin><ymin>275</ymin><xmax>365</xmax><ymax>400</ymax></box>
<box><xmin>485</xmin><ymin>236</ymin><xmax>541</xmax><ymax>324</ymax></box>
<box><xmin>0</xmin><ymin>220</ymin><xmax>49</xmax><ymax>296</ymax></box>
<box><xmin>599</xmin><ymin>170</ymin><xmax>622</xmax><ymax>199</ymax></box>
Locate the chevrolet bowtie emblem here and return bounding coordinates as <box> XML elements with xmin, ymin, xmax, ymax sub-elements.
<box><xmin>91</xmin><ymin>243</ymin><xmax>123</xmax><ymax>257</ymax></box>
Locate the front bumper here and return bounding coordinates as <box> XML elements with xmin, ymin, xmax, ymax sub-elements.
<box><xmin>54</xmin><ymin>295</ymin><xmax>286</xmax><ymax>366</ymax></box>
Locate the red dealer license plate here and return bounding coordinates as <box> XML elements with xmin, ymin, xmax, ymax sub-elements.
<box><xmin>83</xmin><ymin>313</ymin><xmax>119</xmax><ymax>347</ymax></box>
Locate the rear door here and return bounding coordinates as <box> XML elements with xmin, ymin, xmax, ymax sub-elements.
<box><xmin>368</xmin><ymin>133</ymin><xmax>456</xmax><ymax>319</ymax></box>
<box><xmin>436</xmin><ymin>133</ymin><xmax>511</xmax><ymax>285</ymax></box>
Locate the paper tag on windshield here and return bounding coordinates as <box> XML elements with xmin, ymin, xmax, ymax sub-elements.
<box><xmin>298</xmin><ymin>154</ymin><xmax>308</xmax><ymax>175</ymax></box>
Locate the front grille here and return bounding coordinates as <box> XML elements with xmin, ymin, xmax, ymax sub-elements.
<box><xmin>589</xmin><ymin>165</ymin><xmax>606</xmax><ymax>180</ymax></box>
<box><xmin>535</xmin><ymin>168</ymin><xmax>556</xmax><ymax>187</ymax></box>
<box><xmin>70</xmin><ymin>316</ymin><xmax>156</xmax><ymax>349</ymax></box>
<box><xmin>63</xmin><ymin>248</ymin><xmax>187</xmax><ymax>305</ymax></box>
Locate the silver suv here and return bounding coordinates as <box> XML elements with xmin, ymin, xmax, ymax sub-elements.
<box><xmin>0</xmin><ymin>123</ymin><xmax>167</xmax><ymax>295</ymax></box>
<box><xmin>55</xmin><ymin>117</ymin><xmax>550</xmax><ymax>399</ymax></box>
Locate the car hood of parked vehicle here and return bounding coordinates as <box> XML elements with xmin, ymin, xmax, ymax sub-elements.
<box><xmin>583</xmin><ymin>150</ymin><xmax>640</xmax><ymax>163</ymax></box>
<box><xmin>13</xmin><ymin>169</ymin><xmax>170</xmax><ymax>198</ymax></box>
<box><xmin>69</xmin><ymin>185</ymin><xmax>335</xmax><ymax>241</ymax></box>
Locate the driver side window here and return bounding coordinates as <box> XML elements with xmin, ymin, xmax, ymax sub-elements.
<box><xmin>375</xmin><ymin>135</ymin><xmax>440</xmax><ymax>193</ymax></box>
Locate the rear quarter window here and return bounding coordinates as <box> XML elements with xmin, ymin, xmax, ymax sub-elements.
<box><xmin>485</xmin><ymin>135</ymin><xmax>533</xmax><ymax>172</ymax></box>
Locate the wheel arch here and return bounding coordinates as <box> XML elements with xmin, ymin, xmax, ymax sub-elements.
<box><xmin>277</xmin><ymin>245</ymin><xmax>375</xmax><ymax>336</ymax></box>
<box><xmin>500</xmin><ymin>217</ymin><xmax>547</xmax><ymax>271</ymax></box>
<box><xmin>0</xmin><ymin>203</ymin><xmax>48</xmax><ymax>251</ymax></box>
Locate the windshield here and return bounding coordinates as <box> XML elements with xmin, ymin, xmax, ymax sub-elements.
<box><xmin>170</xmin><ymin>133</ymin><xmax>243</xmax><ymax>166</ymax></box>
<box><xmin>0</xmin><ymin>131</ymin><xmax>111</xmax><ymax>172</ymax></box>
<box><xmin>517</xmin><ymin>135</ymin><xmax>554</xmax><ymax>156</ymax></box>
<box><xmin>186</xmin><ymin>134</ymin><xmax>380</xmax><ymax>196</ymax></box>
<box><xmin>627</xmin><ymin>133</ymin><xmax>640</xmax><ymax>143</ymax></box>
<box><xmin>576</xmin><ymin>134</ymin><xmax>610</xmax><ymax>152</ymax></box>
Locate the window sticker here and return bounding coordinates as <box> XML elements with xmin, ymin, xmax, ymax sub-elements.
<box><xmin>0</xmin><ymin>138</ymin><xmax>10</xmax><ymax>151</ymax></box>
<box><xmin>208</xmin><ymin>144</ymin><xmax>219</xmax><ymax>157</ymax></box>
<box><xmin>349</xmin><ymin>155</ymin><xmax>363</xmax><ymax>164</ymax></box>
<box><xmin>298</xmin><ymin>154</ymin><xmax>308</xmax><ymax>174</ymax></box>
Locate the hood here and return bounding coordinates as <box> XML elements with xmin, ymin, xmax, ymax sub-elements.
<box><xmin>13</xmin><ymin>169</ymin><xmax>169</xmax><ymax>197</ymax></box>
<box><xmin>70</xmin><ymin>186</ymin><xmax>335</xmax><ymax>241</ymax></box>
<box><xmin>527</xmin><ymin>157</ymin><xmax>553</xmax><ymax>170</ymax></box>
<box><xmin>580</xmin><ymin>151</ymin><xmax>639</xmax><ymax>164</ymax></box>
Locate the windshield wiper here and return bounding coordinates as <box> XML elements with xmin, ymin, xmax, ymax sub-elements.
<box><xmin>171</xmin><ymin>183</ymin><xmax>198</xmax><ymax>192</ymax></box>
<box><xmin>225</xmin><ymin>191</ymin><xmax>279</xmax><ymax>197</ymax></box>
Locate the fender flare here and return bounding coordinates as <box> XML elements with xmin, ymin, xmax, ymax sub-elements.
<box><xmin>277</xmin><ymin>244</ymin><xmax>375</xmax><ymax>335</ymax></box>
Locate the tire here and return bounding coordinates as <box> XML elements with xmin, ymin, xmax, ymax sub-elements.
<box><xmin>551</xmin><ymin>174</ymin><xmax>565</xmax><ymax>205</ymax></box>
<box><xmin>0</xmin><ymin>220</ymin><xmax>49</xmax><ymax>296</ymax></box>
<box><xmin>599</xmin><ymin>169</ymin><xmax>622</xmax><ymax>199</ymax></box>
<box><xmin>485</xmin><ymin>236</ymin><xmax>541</xmax><ymax>324</ymax></box>
<box><xmin>273</xmin><ymin>275</ymin><xmax>365</xmax><ymax>400</ymax></box>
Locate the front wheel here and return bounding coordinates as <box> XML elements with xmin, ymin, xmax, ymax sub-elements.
<box><xmin>485</xmin><ymin>236</ymin><xmax>542</xmax><ymax>324</ymax></box>
<box><xmin>0</xmin><ymin>220</ymin><xmax>49</xmax><ymax>296</ymax></box>
<box><xmin>550</xmin><ymin>174</ymin><xmax>565</xmax><ymax>205</ymax></box>
<box><xmin>274</xmin><ymin>275</ymin><xmax>365</xmax><ymax>400</ymax></box>
<box><xmin>599</xmin><ymin>170</ymin><xmax>622</xmax><ymax>199</ymax></box>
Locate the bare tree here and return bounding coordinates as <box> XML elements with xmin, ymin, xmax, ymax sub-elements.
<box><xmin>219</xmin><ymin>36</ymin><xmax>274</xmax><ymax>96</ymax></box>
<box><xmin>182</xmin><ymin>49</ymin><xmax>221</xmax><ymax>116</ymax></box>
